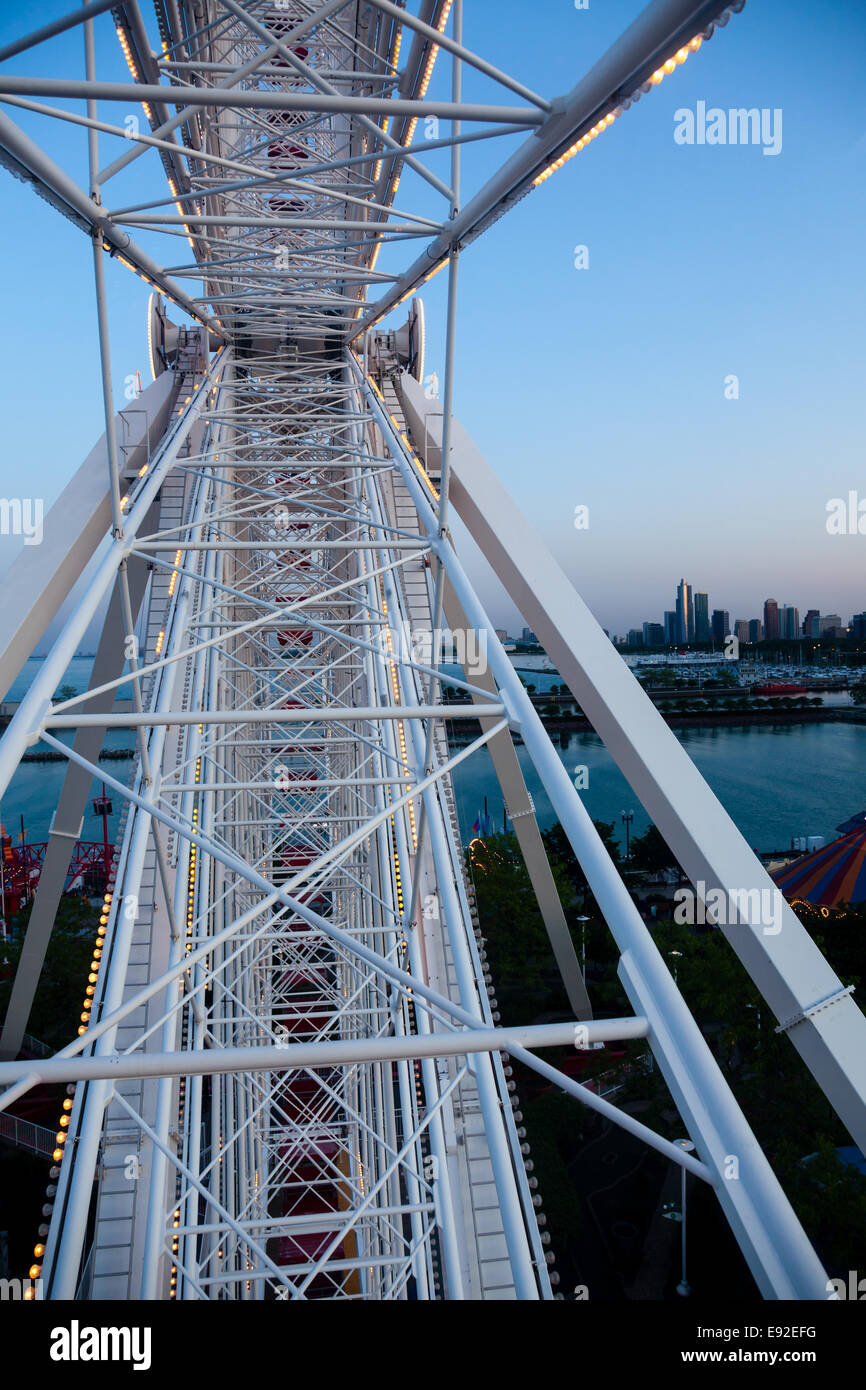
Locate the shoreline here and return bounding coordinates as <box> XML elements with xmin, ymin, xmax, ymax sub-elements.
<box><xmin>446</xmin><ymin>706</ymin><xmax>866</xmax><ymax>741</ymax></box>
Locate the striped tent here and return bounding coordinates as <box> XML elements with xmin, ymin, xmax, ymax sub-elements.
<box><xmin>773</xmin><ymin>826</ymin><xmax>866</xmax><ymax>908</ymax></box>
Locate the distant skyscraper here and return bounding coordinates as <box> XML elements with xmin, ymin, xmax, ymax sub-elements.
<box><xmin>643</xmin><ymin>622</ymin><xmax>664</xmax><ymax>646</ymax></box>
<box><xmin>779</xmin><ymin>606</ymin><xmax>799</xmax><ymax>640</ymax></box>
<box><xmin>694</xmin><ymin>591</ymin><xmax>710</xmax><ymax>643</ymax></box>
<box><xmin>763</xmin><ymin>599</ymin><xmax>779</xmax><ymax>641</ymax></box>
<box><xmin>749</xmin><ymin>618</ymin><xmax>763</xmax><ymax>643</ymax></box>
<box><xmin>664</xmin><ymin>611</ymin><xmax>677</xmax><ymax>644</ymax></box>
<box><xmin>734</xmin><ymin>619</ymin><xmax>750</xmax><ymax>644</ymax></box>
<box><xmin>627</xmin><ymin>629</ymin><xmax>643</xmax><ymax>647</ymax></box>
<box><xmin>802</xmin><ymin>610</ymin><xmax>820</xmax><ymax>639</ymax></box>
<box><xmin>820</xmin><ymin>614</ymin><xmax>843</xmax><ymax>636</ymax></box>
<box><xmin>852</xmin><ymin>613</ymin><xmax>866</xmax><ymax>641</ymax></box>
<box><xmin>521</xmin><ymin>628</ymin><xmax>537</xmax><ymax>643</ymax></box>
<box><xmin>675</xmin><ymin>579</ymin><xmax>693</xmax><ymax>644</ymax></box>
<box><xmin>711</xmin><ymin>609</ymin><xmax>730</xmax><ymax>644</ymax></box>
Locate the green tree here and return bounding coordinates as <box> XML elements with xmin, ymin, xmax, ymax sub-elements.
<box><xmin>468</xmin><ymin>832</ymin><xmax>574</xmax><ymax>1018</ymax></box>
<box><xmin>0</xmin><ymin>896</ymin><xmax>98</xmax><ymax>1047</ymax></box>
<box><xmin>628</xmin><ymin>823</ymin><xmax>680</xmax><ymax>874</ymax></box>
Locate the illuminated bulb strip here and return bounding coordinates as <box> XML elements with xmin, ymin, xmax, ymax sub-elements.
<box><xmin>534</xmin><ymin>109</ymin><xmax>620</xmax><ymax>185</ymax></box>
<box><xmin>167</xmin><ymin>549</ymin><xmax>183</xmax><ymax>598</ymax></box>
<box><xmin>167</xmin><ymin>174</ymin><xmax>200</xmax><ymax>256</ymax></box>
<box><xmin>390</xmin><ymin>25</ymin><xmax>403</xmax><ymax>75</ymax></box>
<box><xmin>155</xmin><ymin>630</ymin><xmax>165</xmax><ymax>656</ymax></box>
<box><xmin>533</xmin><ymin>36</ymin><xmax>702</xmax><ymax>186</ymax></box>
<box><xmin>173</xmin><ymin>749</ymin><xmax>201</xmax><ymax>1295</ymax></box>
<box><xmin>115</xmin><ymin>25</ymin><xmax>139</xmax><ymax>82</ymax></box>
<box><xmin>382</xmin><ymin>594</ymin><xmax>419</xmax><ymax>853</ymax></box>
<box><xmin>357</xmin><ymin>257</ymin><xmax>448</xmax><ymax>335</ymax></box>
<box><xmin>373</xmin><ymin>115</ymin><xmax>391</xmax><ymax>184</ymax></box>
<box><xmin>400</xmin><ymin>3</ymin><xmax>451</xmax><ymax>154</ymax></box>
<box><xmin>417</xmin><ymin>0</ymin><xmax>452</xmax><ymax>102</ymax></box>
<box><xmin>115</xmin><ymin>24</ymin><xmax>155</xmax><ymax>128</ymax></box>
<box><xmin>52</xmin><ymin>880</ymin><xmax>113</xmax><ymax>1293</ymax></box>
<box><xmin>366</xmin><ymin>236</ymin><xmax>383</xmax><ymax>279</ymax></box>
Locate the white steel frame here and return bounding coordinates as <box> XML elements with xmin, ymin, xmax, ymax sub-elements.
<box><xmin>0</xmin><ymin>0</ymin><xmax>860</xmax><ymax>1303</ymax></box>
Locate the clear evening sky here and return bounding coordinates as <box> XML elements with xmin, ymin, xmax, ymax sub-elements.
<box><xmin>0</xmin><ymin>0</ymin><xmax>864</xmax><ymax>645</ymax></box>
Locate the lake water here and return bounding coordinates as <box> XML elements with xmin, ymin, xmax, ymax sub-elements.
<box><xmin>450</xmin><ymin>722</ymin><xmax>866</xmax><ymax>854</ymax></box>
<box><xmin>1</xmin><ymin>657</ymin><xmax>134</xmax><ymax>845</ymax></box>
<box><xmin>2</xmin><ymin>658</ymin><xmax>864</xmax><ymax>857</ymax></box>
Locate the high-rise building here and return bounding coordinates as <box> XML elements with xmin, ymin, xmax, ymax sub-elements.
<box><xmin>521</xmin><ymin>628</ymin><xmax>537</xmax><ymax>644</ymax></box>
<box><xmin>802</xmin><ymin>610</ymin><xmax>820</xmax><ymax>639</ymax></box>
<box><xmin>820</xmin><ymin>614</ymin><xmax>842</xmax><ymax>636</ymax></box>
<box><xmin>643</xmin><ymin>622</ymin><xmax>665</xmax><ymax>646</ymax></box>
<box><xmin>711</xmin><ymin>609</ymin><xmax>730</xmax><ymax>644</ymax></box>
<box><xmin>734</xmin><ymin>619</ymin><xmax>750</xmax><ymax>644</ymax></box>
<box><xmin>779</xmin><ymin>606</ymin><xmax>799</xmax><ymax>640</ymax></box>
<box><xmin>664</xmin><ymin>611</ymin><xmax>677</xmax><ymax>645</ymax></box>
<box><xmin>763</xmin><ymin>599</ymin><xmax>779</xmax><ymax>641</ymax></box>
<box><xmin>694</xmin><ymin>591</ymin><xmax>710</xmax><ymax>643</ymax></box>
<box><xmin>852</xmin><ymin>613</ymin><xmax>866</xmax><ymax>641</ymax></box>
<box><xmin>675</xmin><ymin>579</ymin><xmax>693</xmax><ymax>644</ymax></box>
<box><xmin>749</xmin><ymin>618</ymin><xmax>763</xmax><ymax>644</ymax></box>
<box><xmin>627</xmin><ymin>629</ymin><xmax>643</xmax><ymax>647</ymax></box>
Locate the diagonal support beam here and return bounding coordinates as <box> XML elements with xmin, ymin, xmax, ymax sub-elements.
<box><xmin>395</xmin><ymin>365</ymin><xmax>866</xmax><ymax>1159</ymax></box>
<box><xmin>0</xmin><ymin>541</ymin><xmax>152</xmax><ymax>1060</ymax></box>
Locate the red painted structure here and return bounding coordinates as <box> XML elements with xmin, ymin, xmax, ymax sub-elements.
<box><xmin>0</xmin><ymin>834</ymin><xmax>112</xmax><ymax>918</ymax></box>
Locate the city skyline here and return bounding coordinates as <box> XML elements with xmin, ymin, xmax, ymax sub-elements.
<box><xmin>3</xmin><ymin>0</ymin><xmax>866</xmax><ymax>651</ymax></box>
<box><xmin>617</xmin><ymin>577</ymin><xmax>863</xmax><ymax>648</ymax></box>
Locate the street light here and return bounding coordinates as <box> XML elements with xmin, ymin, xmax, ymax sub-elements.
<box><xmin>621</xmin><ymin>808</ymin><xmax>634</xmax><ymax>858</ymax></box>
<box><xmin>576</xmin><ymin>916</ymin><xmax>590</xmax><ymax>974</ymax></box>
<box><xmin>91</xmin><ymin>783</ymin><xmax>113</xmax><ymax>889</ymax></box>
<box><xmin>675</xmin><ymin>1138</ymin><xmax>695</xmax><ymax>1296</ymax></box>
<box><xmin>668</xmin><ymin>949</ymin><xmax>683</xmax><ymax>984</ymax></box>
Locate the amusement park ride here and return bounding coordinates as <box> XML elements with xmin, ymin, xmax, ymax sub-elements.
<box><xmin>0</xmin><ymin>0</ymin><xmax>863</xmax><ymax>1301</ymax></box>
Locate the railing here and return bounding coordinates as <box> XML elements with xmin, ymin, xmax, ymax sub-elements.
<box><xmin>0</xmin><ymin>1112</ymin><xmax>54</xmax><ymax>1156</ymax></box>
<box><xmin>21</xmin><ymin>1032</ymin><xmax>52</xmax><ymax>1058</ymax></box>
<box><xmin>587</xmin><ymin>1052</ymin><xmax>654</xmax><ymax>1101</ymax></box>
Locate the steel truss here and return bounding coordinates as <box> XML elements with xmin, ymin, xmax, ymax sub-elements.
<box><xmin>0</xmin><ymin>0</ymin><xmax>862</xmax><ymax>1303</ymax></box>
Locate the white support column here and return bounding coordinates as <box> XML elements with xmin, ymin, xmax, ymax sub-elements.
<box><xmin>395</xmin><ymin>365</ymin><xmax>866</xmax><ymax>1158</ymax></box>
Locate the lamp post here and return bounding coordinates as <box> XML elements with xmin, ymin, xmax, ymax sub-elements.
<box><xmin>621</xmin><ymin>808</ymin><xmax>634</xmax><ymax>859</ymax></box>
<box><xmin>91</xmin><ymin>783</ymin><xmax>113</xmax><ymax>890</ymax></box>
<box><xmin>576</xmin><ymin>916</ymin><xmax>590</xmax><ymax>974</ymax></box>
<box><xmin>668</xmin><ymin>949</ymin><xmax>683</xmax><ymax>985</ymax></box>
<box><xmin>675</xmin><ymin>1138</ymin><xmax>695</xmax><ymax>1296</ymax></box>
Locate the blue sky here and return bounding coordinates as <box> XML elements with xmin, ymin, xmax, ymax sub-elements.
<box><xmin>0</xmin><ymin>0</ymin><xmax>864</xmax><ymax>644</ymax></box>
